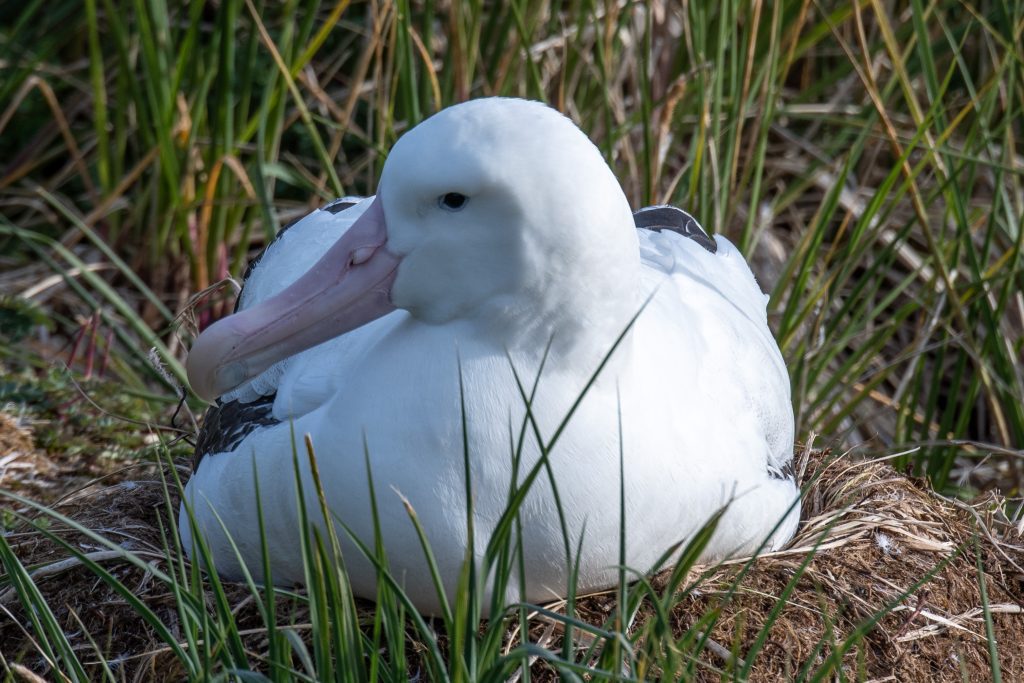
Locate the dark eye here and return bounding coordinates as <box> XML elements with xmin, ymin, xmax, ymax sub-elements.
<box><xmin>439</xmin><ymin>192</ymin><xmax>468</xmax><ymax>211</ymax></box>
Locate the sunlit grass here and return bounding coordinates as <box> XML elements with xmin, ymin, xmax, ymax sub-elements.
<box><xmin>3</xmin><ymin>0</ymin><xmax>1021</xmax><ymax>484</ymax></box>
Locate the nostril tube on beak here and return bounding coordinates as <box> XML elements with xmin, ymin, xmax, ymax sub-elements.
<box><xmin>351</xmin><ymin>246</ymin><xmax>376</xmax><ymax>266</ymax></box>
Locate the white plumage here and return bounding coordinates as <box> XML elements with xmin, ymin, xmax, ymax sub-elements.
<box><xmin>181</xmin><ymin>98</ymin><xmax>799</xmax><ymax>615</ymax></box>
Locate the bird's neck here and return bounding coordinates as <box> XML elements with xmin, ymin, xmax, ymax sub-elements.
<box><xmin>464</xmin><ymin>259</ymin><xmax>643</xmax><ymax>374</ymax></box>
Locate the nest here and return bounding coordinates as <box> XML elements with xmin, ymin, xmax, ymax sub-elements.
<box><xmin>2</xmin><ymin>420</ymin><xmax>1022</xmax><ymax>681</ymax></box>
<box><xmin>662</xmin><ymin>448</ymin><xmax>1024</xmax><ymax>680</ymax></box>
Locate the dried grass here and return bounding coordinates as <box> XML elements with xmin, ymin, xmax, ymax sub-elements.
<box><xmin>656</xmin><ymin>448</ymin><xmax>1024</xmax><ymax>680</ymax></box>
<box><xmin>0</xmin><ymin>412</ymin><xmax>60</xmax><ymax>502</ymax></box>
<box><xmin>2</xmin><ymin>420</ymin><xmax>1022</xmax><ymax>680</ymax></box>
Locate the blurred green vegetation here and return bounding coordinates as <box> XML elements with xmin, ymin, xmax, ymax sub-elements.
<box><xmin>0</xmin><ymin>0</ymin><xmax>1022</xmax><ymax>492</ymax></box>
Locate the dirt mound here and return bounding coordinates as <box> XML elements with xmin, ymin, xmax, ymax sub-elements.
<box><xmin>1</xmin><ymin>448</ymin><xmax>1022</xmax><ymax>680</ymax></box>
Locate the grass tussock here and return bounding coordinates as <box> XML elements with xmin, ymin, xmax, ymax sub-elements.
<box><xmin>2</xmin><ymin>413</ymin><xmax>1022</xmax><ymax>681</ymax></box>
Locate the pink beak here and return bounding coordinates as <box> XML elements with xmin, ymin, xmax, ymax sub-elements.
<box><xmin>187</xmin><ymin>198</ymin><xmax>400</xmax><ymax>401</ymax></box>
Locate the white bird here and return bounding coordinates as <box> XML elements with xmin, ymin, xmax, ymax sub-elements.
<box><xmin>181</xmin><ymin>98</ymin><xmax>799</xmax><ymax>615</ymax></box>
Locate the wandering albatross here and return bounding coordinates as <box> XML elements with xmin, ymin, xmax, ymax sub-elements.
<box><xmin>181</xmin><ymin>97</ymin><xmax>800</xmax><ymax>615</ymax></box>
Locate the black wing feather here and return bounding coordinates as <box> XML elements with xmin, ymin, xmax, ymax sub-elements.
<box><xmin>633</xmin><ymin>205</ymin><xmax>717</xmax><ymax>254</ymax></box>
<box><xmin>193</xmin><ymin>394</ymin><xmax>279</xmax><ymax>468</ymax></box>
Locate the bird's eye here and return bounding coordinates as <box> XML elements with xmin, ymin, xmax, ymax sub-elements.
<box><xmin>439</xmin><ymin>192</ymin><xmax>468</xmax><ymax>211</ymax></box>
